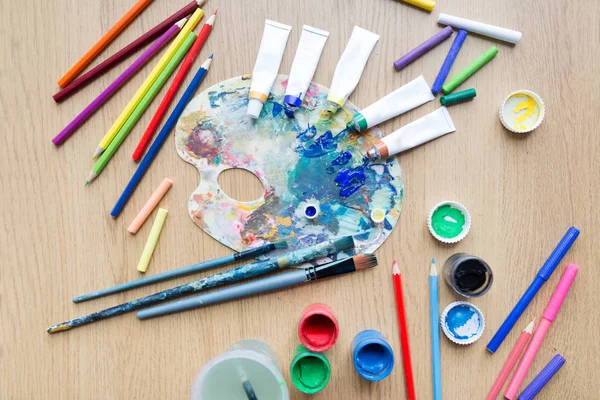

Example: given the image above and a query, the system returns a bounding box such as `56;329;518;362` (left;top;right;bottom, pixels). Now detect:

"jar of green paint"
289;345;331;394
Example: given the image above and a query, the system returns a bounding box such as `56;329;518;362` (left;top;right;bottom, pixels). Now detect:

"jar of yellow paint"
499;90;545;133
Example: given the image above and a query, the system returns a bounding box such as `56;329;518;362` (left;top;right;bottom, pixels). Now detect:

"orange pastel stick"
58;0;154;87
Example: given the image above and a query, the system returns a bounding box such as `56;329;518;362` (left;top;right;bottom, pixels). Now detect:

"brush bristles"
353;253;378;270
333;236;355;252
273;239;289;249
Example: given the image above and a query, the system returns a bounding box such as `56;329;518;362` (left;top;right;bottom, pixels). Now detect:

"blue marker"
486;227;580;353
431;30;468;95
351;330;394;381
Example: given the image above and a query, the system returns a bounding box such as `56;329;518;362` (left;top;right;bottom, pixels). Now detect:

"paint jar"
440;301;485;345
351;330;394;381
289;345;331;394
190;339;289;400
442;253;493;297
298;303;339;352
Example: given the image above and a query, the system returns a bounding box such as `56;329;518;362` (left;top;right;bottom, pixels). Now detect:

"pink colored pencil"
485;320;534;400
504;264;579;399
51;23;182;146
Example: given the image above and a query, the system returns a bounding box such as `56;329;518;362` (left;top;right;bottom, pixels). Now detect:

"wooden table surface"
2;0;599;398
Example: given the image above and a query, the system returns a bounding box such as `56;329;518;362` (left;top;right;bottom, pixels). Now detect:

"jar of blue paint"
351;330;395;381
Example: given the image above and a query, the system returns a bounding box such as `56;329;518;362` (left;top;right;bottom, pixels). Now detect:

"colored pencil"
429;258;442;400
485;320;534;400
73;239;289;303
137;254;377;319
133;9;218;161
518;354;565;400
93;10;203;159
58;0;154;88
504;264;579;399
110;54;213;217
47;236;354;333
52;0;204;103
51;24;180;146
85;32;197;184
136;208;168;273
393;260;416;400
487;227;579;353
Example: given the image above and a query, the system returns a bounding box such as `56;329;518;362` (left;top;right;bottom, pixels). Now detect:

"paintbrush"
74;239;289;303
47;236;355;333
137;254;377;319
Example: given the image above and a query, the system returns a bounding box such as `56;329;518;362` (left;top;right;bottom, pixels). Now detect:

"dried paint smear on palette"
175;75;404;253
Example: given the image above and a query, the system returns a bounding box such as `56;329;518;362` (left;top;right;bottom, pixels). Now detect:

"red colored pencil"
132;9;217;161
52;0;204;103
392;260;416;400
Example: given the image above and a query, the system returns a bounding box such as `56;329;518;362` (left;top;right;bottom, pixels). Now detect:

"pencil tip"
392;260;400;275
430;261;438;276
432;257;435;264
214;8;218;15
209;53;214;59
84;181;89;186
525;319;535;333
92;147;103;158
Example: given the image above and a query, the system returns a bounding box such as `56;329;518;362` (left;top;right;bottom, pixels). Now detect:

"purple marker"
393;26;454;71
518;354;565;400
431;30;468;95
51;22;182;146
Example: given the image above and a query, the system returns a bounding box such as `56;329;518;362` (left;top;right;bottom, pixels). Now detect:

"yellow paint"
236;203;258;212
275;216;292;226
511;94;539;131
261;224;278;239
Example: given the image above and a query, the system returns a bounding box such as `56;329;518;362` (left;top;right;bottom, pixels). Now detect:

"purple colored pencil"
51;23;181;146
431;29;468;95
518;354;566;400
393;26;454;71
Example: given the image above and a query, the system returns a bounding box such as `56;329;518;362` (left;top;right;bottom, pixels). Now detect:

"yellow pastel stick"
94;8;204;158
136;208;168;273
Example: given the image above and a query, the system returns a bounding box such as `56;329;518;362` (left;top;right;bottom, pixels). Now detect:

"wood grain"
1;0;599;398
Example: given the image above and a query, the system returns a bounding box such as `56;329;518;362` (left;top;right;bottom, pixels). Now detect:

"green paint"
290;345;331;394
431;204;466;239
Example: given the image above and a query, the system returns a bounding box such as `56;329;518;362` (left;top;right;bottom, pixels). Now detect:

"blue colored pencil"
518;354;565;400
47;236;355;333
487;227;580;353
431;30;467;95
73;239;289;303
137;254;377;319
110;54;213;218
430;258;442;400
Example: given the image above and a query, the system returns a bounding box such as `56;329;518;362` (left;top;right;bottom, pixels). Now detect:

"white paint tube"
438;13;522;44
247;20;292;119
284;25;329;111
346;75;434;132
366;107;456;160
326;26;379;114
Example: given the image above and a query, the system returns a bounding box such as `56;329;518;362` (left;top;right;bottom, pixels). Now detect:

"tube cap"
284;95;302;108
247;98;264;119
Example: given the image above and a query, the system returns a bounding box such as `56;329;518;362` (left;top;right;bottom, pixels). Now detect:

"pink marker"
504;264;579;399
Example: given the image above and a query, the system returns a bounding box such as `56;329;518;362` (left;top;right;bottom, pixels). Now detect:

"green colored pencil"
86;31;197;185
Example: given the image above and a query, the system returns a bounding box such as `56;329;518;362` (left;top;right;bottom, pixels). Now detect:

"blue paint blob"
305;205;317;218
296;130;340;158
272;102;283;118
442;303;484;344
296;124;317;142
352;330;394;381
283;104;296;118
335;160;369;198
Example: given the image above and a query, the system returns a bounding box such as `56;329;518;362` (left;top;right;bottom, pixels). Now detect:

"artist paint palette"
175;75;403;254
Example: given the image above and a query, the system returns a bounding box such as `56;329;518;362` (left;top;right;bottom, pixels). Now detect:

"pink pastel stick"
51;23;181;146
504;264;579;399
485;320;534;400
128;178;173;234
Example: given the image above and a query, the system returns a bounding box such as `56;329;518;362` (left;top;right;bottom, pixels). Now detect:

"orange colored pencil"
58;0;154;87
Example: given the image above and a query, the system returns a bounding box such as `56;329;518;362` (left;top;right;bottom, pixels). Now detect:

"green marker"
441;88;477;106
442;46;498;94
86;32;197;184
290;345;331;394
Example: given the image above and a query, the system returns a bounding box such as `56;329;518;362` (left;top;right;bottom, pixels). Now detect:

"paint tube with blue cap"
325;26;379;115
247;20;292;119
367;107;456;160
283;25;329;116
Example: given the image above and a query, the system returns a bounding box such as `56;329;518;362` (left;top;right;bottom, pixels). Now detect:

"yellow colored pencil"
137;208;168;273
93;9;204;158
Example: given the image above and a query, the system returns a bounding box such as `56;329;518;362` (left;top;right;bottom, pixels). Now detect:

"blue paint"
272;102;284;118
296;124;317;142
431;30;468;95
283;104;296;118
305;205;317;217
332;151;352;166
335;159;369;197
442;303;484;344
208;90;238;109
352;330;394;381
296;130;341;158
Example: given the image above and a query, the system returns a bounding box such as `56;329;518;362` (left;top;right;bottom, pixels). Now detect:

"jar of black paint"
442;253;493;298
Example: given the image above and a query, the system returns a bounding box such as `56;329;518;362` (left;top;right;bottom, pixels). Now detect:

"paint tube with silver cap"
346;75;434;132
367;107;455;160
247;20;292;119
283;25;329;116
325;26;379;115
